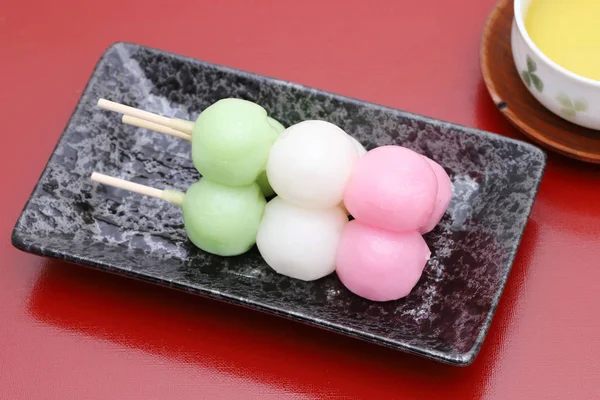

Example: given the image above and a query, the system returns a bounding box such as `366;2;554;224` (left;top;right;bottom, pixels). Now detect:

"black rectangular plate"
12;42;546;366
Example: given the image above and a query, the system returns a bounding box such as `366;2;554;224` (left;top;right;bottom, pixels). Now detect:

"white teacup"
511;0;600;130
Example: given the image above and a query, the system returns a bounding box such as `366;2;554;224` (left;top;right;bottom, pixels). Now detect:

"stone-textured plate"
11;42;546;366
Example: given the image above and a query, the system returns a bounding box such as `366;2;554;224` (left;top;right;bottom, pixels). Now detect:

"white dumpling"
338;135;363;215
349;135;367;156
256;197;348;281
266;120;359;209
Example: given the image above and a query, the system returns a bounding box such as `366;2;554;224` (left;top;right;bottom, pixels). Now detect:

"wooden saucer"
480;0;600;163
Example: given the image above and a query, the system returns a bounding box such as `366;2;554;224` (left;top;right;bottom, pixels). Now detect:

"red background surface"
1;0;599;398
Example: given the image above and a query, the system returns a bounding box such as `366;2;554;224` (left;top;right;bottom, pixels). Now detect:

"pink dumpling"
336;220;431;302
343;145;438;232
419;157;453;234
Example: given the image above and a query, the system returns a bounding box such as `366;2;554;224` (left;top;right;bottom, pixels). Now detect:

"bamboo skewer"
97;98;195;135
91;172;185;206
122;115;192;141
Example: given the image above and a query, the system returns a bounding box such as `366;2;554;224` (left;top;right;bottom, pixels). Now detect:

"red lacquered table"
1;1;599;398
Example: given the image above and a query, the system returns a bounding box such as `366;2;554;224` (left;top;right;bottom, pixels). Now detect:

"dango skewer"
90;171;266;257
97;98;282;188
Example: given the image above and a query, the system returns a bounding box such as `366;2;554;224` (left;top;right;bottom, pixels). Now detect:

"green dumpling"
192;98;278;187
267;117;286;134
256;116;286;197
182;179;266;256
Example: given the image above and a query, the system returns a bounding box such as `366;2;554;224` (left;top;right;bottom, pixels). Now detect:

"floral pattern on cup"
522;55;544;93
557;92;588;118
